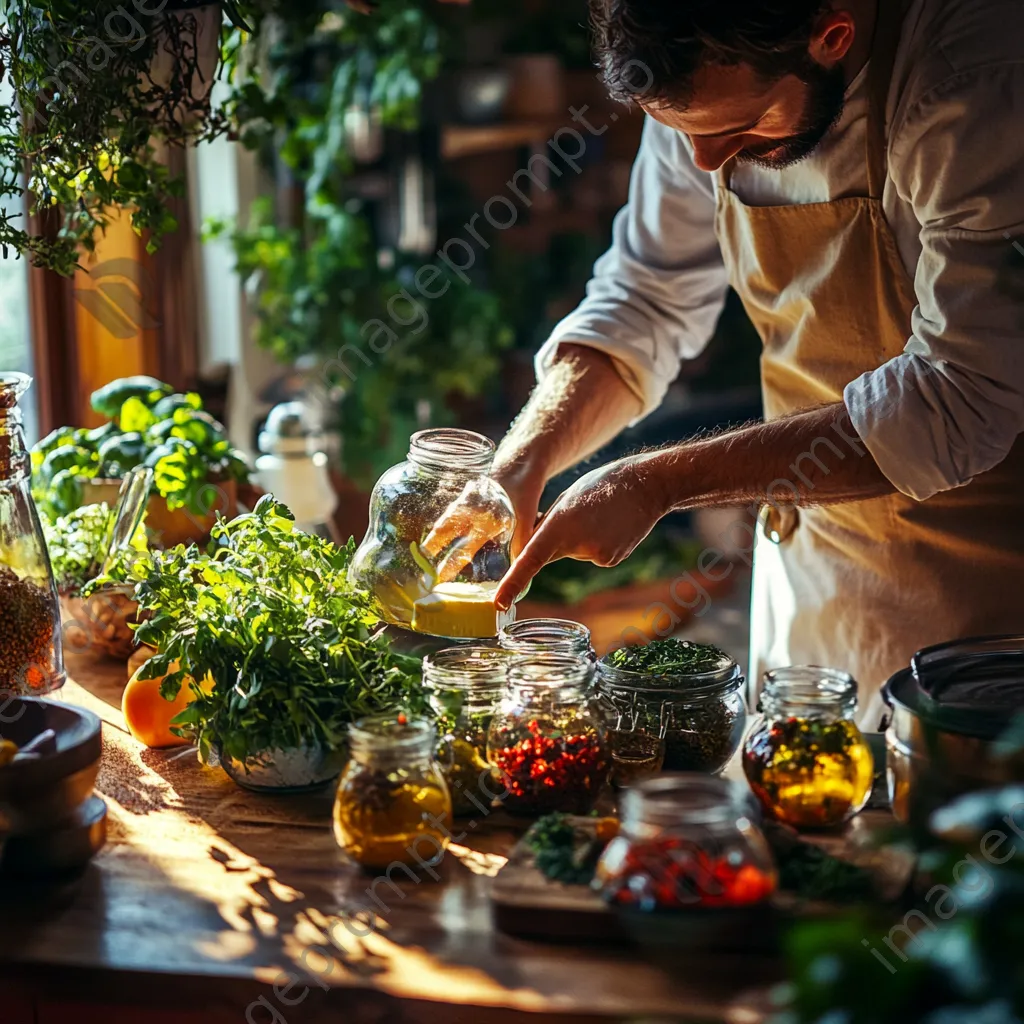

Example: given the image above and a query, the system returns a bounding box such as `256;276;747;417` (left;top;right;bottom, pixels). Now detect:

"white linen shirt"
538;0;1024;501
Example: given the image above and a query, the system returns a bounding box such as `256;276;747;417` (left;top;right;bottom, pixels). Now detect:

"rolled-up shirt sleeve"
536;117;729;419
845;63;1024;501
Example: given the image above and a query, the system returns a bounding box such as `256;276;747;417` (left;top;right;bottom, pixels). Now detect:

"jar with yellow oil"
742;667;874;829
333;713;452;869
347;429;516;638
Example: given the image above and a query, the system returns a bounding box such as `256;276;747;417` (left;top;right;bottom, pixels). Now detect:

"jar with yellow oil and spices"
742;667;874;829
333;713;452;870
424;645;510;817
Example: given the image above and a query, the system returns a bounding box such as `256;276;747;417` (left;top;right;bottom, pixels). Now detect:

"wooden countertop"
1;654;873;1024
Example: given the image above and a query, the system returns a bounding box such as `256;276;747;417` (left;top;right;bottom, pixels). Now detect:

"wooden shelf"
441;120;564;160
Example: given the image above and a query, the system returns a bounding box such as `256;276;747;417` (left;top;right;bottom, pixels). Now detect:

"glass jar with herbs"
424;645;510;817
499;618;596;662
0;373;64;696
597;640;746;785
742;667;874;829
333;713;452;870
595;774;777;912
487;655;610;817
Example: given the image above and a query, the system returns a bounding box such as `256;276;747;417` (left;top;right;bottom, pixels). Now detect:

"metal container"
882;635;1024;823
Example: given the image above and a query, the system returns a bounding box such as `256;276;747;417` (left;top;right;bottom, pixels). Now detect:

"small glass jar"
333;713;452;869
486;655;609;817
597;647;746;782
742;667;874;829
595;775;777;911
348;429;516;637
0;374;64;695
424;645;510;817
499;618;596;662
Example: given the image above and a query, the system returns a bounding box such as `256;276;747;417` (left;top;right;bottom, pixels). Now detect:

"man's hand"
494;457;667;611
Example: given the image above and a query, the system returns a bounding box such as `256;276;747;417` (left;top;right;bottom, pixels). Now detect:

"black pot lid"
891;635;1024;739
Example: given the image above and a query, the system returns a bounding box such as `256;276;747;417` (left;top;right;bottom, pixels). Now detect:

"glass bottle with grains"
0;373;64;696
333;713;452;870
743;667;874;829
424;645;509;817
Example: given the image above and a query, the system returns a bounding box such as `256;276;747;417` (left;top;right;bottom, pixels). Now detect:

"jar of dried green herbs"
597;640;747;781
424;645;510;816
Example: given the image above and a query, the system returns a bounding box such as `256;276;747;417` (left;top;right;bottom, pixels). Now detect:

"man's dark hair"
590;0;831;108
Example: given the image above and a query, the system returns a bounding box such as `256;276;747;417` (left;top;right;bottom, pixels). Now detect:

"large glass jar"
424;645;510;817
597;642;746;785
595;774;777;911
487;655;610;817
348;428;516;638
0;374;64;696
743;667;874;829
333;713;452;869
499;618;596;662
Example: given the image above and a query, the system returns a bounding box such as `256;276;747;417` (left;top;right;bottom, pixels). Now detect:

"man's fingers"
495;526;561;611
435;534;487;584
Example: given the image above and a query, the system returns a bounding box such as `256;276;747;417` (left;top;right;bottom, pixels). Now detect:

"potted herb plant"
92;496;425;791
32;376;251;547
42;502;148;660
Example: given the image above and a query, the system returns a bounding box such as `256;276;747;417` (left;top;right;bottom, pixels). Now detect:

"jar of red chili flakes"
486;654;610;817
595;775;776;912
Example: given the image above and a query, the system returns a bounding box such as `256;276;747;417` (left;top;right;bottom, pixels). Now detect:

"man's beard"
737;62;848;170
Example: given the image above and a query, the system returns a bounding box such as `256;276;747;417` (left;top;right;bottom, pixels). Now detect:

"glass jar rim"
622;773;755;827
597;652;743;700
348;712;435;752
424;645;511;690
408;428;495;472
507;653;595;690
761;665;857;712
499;618;593;653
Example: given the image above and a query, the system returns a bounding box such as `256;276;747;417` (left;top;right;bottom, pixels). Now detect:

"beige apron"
715;0;1024;727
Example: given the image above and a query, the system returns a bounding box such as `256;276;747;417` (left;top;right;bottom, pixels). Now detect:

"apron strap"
865;0;911;199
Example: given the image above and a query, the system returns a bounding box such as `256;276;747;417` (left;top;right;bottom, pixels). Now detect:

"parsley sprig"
91;496;423;765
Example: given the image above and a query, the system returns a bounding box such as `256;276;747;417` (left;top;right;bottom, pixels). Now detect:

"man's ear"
809;11;857;67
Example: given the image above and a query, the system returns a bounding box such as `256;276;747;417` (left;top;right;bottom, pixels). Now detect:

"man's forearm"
493;343;644;487
646;402;896;512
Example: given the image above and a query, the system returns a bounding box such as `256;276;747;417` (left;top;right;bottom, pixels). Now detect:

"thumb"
495;523;561;611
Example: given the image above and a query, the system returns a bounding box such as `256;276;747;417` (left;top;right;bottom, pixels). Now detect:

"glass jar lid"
507;653;595;693
408;428;495;473
348;712;436;760
499;618;594;658
423;645;511;695
761;666;857;717
599;640;742;702
621;773;757;830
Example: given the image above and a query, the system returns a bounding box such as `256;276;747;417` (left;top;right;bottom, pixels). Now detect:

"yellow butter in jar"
742;667;874;829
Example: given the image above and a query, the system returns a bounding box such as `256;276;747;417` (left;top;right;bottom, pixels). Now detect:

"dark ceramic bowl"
0;697;103;833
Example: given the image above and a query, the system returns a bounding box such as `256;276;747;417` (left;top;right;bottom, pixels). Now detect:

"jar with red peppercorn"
0;373;64;696
486;654;610;817
498;618;596;663
742;667;874;829
595;774;777;912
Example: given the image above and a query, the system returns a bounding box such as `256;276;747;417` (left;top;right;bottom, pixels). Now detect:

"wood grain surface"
0;654;788;1023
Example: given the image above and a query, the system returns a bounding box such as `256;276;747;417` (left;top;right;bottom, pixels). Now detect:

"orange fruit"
122;661;211;749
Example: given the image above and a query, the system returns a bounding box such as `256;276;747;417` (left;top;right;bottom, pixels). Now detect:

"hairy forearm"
645;402;896;512
493;343;644;486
